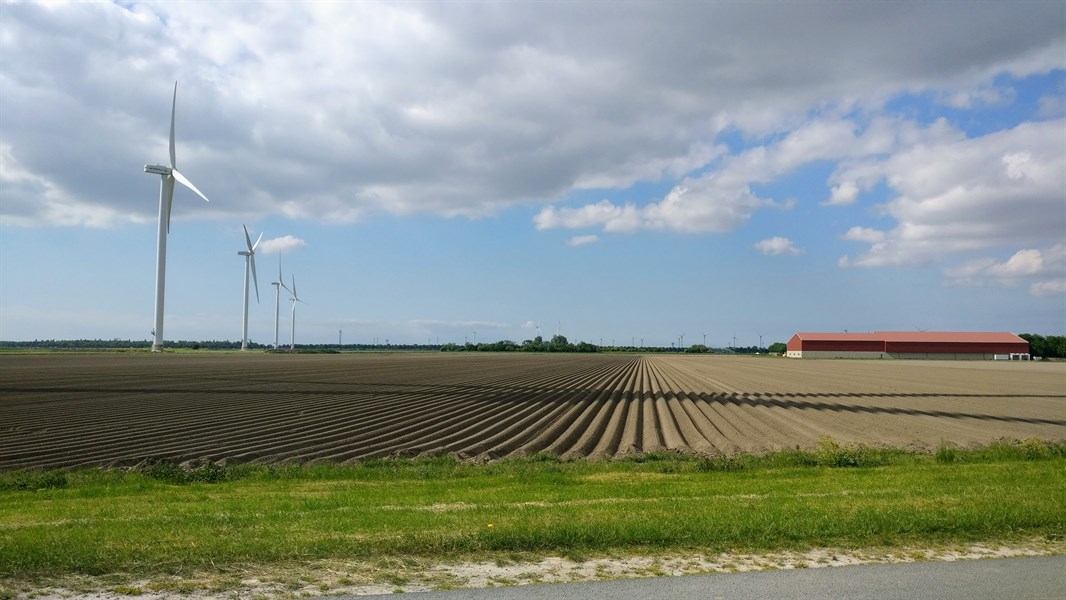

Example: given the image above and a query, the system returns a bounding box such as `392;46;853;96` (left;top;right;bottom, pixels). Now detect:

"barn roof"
790;331;1026;343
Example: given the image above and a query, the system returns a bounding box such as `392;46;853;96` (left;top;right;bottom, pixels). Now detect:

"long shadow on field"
699;393;1066;427
2;381;1064;428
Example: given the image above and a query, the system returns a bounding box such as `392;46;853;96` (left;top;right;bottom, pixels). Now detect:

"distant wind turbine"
271;258;290;349
237;225;262;351
289;274;304;350
143;81;210;352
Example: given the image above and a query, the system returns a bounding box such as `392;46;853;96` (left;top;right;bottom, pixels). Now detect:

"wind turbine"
143;81;210;352
288;274;304;350
238;225;262;351
271;258;291;349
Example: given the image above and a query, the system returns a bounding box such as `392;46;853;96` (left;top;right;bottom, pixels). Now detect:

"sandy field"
1;353;1063;469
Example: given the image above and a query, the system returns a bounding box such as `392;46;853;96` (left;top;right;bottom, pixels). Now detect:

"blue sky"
1;1;1064;347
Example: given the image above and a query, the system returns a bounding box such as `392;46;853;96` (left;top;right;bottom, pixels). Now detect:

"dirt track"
0;353;1063;470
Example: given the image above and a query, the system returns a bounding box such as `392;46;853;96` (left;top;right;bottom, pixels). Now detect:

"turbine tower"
143;82;210;352
288;274;304;350
238;225;262;351
271;258;291;349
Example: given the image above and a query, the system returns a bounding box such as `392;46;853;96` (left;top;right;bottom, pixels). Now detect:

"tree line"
1018;334;1066;359
7;336;1060;357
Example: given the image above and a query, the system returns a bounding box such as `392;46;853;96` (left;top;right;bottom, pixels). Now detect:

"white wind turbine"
238;225;262;351
143;82;210;352
271;258;291;349
288;274;304;350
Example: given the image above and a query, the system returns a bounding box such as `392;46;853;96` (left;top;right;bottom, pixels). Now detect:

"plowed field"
1;353;1063;470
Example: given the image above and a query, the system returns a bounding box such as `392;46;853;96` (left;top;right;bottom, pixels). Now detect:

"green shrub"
141;461;187;483
0;469;68;492
140;460;233;484
812;436;892;468
1022;438;1053;460
936;443;961;464
695;455;746;472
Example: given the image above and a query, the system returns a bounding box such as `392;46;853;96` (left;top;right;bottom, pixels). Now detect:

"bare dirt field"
1;353;1063;470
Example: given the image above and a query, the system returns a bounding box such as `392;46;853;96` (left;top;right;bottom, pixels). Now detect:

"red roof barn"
786;332;1029;360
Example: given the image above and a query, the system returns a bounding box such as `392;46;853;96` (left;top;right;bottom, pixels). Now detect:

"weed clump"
813;436;891;468
0;469;68;492
695;455;746;472
140;460;231;484
936;442;961;463
935;438;1064;464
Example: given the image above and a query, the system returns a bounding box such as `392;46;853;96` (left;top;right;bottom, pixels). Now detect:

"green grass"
1;440;1064;580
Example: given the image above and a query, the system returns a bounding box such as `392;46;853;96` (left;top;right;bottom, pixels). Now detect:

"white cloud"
567;234;599;247
841;226;887;244
839;120;1066;267
533;179;785;235
259;235;307;254
943;244;1066;295
2;2;1063;227
938;85;1015;109
755;237;802;256
534;111;970;235
1031;280;1066;296
1002;151;1033;180
825;181;860;206
0;144;143;228
534;201;637;231
987;248;1044;277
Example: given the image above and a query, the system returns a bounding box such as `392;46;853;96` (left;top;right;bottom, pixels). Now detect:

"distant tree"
684;344;710;353
1050;336;1066;358
768;342;787;354
1022;334;1066;359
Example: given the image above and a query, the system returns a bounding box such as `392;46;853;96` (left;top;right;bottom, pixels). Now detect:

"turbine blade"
250;253;260;303
277;257;289;290
253;231;263;251
169;81;177;169
291;274;298;299
243;224;254;251
171;169;210;202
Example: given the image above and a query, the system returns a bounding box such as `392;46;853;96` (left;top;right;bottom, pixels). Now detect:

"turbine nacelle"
144;81;211;352
238;225;263;350
241;225;262;304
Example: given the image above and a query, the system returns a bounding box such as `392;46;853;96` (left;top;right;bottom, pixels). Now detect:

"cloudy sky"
1;1;1064;347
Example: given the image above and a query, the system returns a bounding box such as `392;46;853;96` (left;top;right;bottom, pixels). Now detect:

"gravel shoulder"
5;538;1063;599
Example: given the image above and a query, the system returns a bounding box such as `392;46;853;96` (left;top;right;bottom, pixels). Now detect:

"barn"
785;332;1030;360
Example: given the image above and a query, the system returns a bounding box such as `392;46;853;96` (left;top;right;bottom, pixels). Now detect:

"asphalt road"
346;555;1065;600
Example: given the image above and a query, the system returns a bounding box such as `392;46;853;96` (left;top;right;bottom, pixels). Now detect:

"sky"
1;1;1064;348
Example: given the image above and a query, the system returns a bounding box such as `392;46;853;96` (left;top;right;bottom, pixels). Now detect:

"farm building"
785;332;1030;360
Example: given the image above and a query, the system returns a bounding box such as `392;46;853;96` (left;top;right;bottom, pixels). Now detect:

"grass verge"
1;439;1063;585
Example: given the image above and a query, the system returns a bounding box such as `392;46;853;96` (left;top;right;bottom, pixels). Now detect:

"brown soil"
1;353;1063;469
